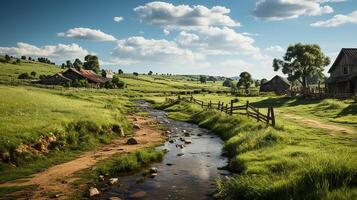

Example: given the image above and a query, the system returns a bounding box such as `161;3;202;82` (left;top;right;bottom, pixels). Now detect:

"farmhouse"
326;48;357;94
41;68;109;85
260;75;290;94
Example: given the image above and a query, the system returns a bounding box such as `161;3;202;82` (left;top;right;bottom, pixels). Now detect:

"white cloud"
175;31;200;46
266;45;284;52
163;29;170;35
112;36;197;64
134;1;240;29
0;42;89;62
58;27;116;41
311;10;357;27
253;0;335;21
113;16;124;23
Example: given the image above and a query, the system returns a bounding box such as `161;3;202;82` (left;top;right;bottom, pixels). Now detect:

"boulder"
177;153;184;156
126;137;138;145
89;187;100;197
149;167;158;173
133;124;141;129
98;175;105;181
109;178;119;185
184;140;192;144
169;139;175;143
149;173;157;178
184;132;190;137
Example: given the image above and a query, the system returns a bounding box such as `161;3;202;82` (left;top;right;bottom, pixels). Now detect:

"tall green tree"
118;69;123;74
83;55;100;73
148;70;153;75
223;79;234;88
237;72;253;93
199;76;207;84
273;43;330;93
73;58;83;69
66;60;73;68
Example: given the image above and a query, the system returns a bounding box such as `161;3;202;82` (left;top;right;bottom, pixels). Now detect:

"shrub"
18;73;32;79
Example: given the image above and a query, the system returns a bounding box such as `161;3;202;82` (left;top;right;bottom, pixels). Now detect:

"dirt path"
282;113;355;134
0;116;165;200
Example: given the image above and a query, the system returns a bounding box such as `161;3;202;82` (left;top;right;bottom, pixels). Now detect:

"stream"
99;101;230;200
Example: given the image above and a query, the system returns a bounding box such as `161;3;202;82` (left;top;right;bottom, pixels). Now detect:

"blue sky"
0;0;356;79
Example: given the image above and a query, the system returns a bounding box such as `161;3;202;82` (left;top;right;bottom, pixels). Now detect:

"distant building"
41;68;109;85
325;48;357;94
104;70;115;78
260;75;291;94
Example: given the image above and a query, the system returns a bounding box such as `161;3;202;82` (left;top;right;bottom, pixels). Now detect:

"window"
343;66;348;74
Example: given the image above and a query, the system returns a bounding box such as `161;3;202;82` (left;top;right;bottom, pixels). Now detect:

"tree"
83;55;100;73
30;71;36;77
16;58;21;64
148;71;153;75
101;69;107;77
118;69;123;74
208;76;217;83
73;58;83;69
273;43;330;93
199;76;207;84
21;56;26;60
133;72;139;76
5;55;11;62
237;72;253;93
260;78;268;85
28;57;32;61
61;63;66;69
254;80;260;87
66;60;73;68
223;79;234;87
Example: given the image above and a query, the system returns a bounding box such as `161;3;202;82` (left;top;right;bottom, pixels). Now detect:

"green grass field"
158;101;357;200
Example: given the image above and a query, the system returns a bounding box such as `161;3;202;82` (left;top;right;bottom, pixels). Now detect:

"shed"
260;75;290;94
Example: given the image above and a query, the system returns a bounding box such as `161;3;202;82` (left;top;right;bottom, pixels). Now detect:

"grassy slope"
158;101;357;200
0;85;131;182
0;59;62;83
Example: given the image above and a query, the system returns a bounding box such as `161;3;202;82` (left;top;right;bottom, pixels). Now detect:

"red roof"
66;68;109;83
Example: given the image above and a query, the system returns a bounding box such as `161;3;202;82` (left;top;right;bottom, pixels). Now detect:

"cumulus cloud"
112;36;197;64
311;10;357;27
113;16;124;23
58;27;116;41
134;1;240;28
163;29;170;35
253;0;334;21
266;45;284;52
175;31;200;46
0;42;89;62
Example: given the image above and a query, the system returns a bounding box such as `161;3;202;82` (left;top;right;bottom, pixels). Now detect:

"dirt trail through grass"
282;113;356;135
0;116;164;200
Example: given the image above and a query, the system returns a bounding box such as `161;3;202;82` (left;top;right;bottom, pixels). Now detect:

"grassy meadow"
0;59;357;199
157;101;357;200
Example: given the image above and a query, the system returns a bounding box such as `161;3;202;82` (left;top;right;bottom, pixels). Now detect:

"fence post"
209;100;212;109
246;101;249;117
190;95;193;102
218;101;221;110
230;100;233;115
267;107;271;124
270;107;275;126
225;104;228;114
178;95;181;100
221;102;224;112
201;101;204;108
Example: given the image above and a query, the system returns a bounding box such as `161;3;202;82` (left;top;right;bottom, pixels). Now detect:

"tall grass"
161;101;357;200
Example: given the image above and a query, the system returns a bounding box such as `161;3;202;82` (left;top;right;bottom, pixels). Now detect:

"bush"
18;73;32;79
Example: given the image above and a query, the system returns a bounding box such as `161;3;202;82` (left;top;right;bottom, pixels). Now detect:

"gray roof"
328;48;357;73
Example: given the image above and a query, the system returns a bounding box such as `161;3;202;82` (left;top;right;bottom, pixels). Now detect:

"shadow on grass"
250;96;323;108
338;103;357;117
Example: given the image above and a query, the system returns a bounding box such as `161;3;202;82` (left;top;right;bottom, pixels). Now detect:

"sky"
0;0;356;79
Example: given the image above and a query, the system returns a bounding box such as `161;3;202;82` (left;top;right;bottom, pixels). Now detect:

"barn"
325;48;357;94
260;75;291;94
41;68;109;85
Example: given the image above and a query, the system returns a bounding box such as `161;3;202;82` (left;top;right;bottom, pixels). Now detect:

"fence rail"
165;96;275;126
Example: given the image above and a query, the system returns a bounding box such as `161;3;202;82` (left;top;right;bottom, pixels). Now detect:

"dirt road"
0;116;165;200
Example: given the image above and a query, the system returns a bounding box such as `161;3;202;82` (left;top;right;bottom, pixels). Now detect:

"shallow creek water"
99;101;230;200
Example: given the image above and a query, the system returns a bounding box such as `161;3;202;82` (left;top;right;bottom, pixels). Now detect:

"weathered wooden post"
201;101;204;108
190;95;193;102
246;101;249;117
267;107;271;124
209;100;212;109
230;100;233;115
270;107;275;126
218;101;221;110
225;104;228;114
221;102;224;112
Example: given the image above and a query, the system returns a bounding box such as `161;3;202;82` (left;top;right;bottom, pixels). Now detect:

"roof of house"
261;75;290;87
328;48;357;73
66;68;108;83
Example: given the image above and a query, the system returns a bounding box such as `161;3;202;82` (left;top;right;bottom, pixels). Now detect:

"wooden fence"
165;96;276;126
